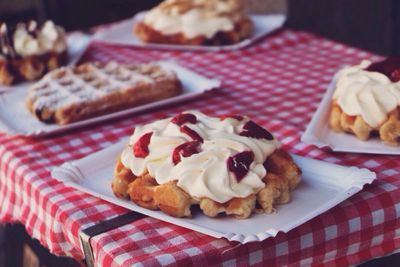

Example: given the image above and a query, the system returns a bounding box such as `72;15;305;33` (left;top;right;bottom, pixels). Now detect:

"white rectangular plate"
93;12;285;52
52;140;376;244
0;33;91;94
0;61;220;137
301;77;400;155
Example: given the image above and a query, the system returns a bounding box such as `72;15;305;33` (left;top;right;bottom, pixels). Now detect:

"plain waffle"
26;62;182;125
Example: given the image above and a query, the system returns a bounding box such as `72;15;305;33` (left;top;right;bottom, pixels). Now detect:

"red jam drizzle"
239;121;273;140
219;115;244;121
180;125;204;143
171;113;197;126
227;151;254;182
133;132;153;158
172;141;201;165
365;57;400;82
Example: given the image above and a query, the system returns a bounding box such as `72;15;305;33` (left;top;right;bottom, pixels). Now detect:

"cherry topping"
239;121;274;140
227;151;254;182
365;57;400;82
220;115;244;121
391;69;400;82
133;132;153;158
172;141;201;165
180;125;204;143
171;113;197;126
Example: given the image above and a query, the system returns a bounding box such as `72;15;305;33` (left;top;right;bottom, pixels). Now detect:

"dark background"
287;0;400;56
0;0;399;55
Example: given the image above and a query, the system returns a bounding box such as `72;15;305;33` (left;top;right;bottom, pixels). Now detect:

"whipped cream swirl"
121;111;280;203
13;20;67;57
333;60;400;128
143;0;244;39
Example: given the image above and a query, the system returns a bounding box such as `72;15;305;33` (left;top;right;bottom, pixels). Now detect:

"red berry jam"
227;151;254;182
171;113;197;126
239;121;273;140
180;125;204;143
391;69;400;82
365;57;400;82
220;115;244;121
133;132;153;158
172;141;201;165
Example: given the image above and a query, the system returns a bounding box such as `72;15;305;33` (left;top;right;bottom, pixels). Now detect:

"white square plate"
93;12;286;51
52;140;376;244
301;77;400;155
0;33;91;94
0;61;220;137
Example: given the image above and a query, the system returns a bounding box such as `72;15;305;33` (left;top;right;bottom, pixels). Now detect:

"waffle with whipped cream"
112;111;301;219
134;0;253;46
330;58;400;146
0;20;68;86
26;62;182;125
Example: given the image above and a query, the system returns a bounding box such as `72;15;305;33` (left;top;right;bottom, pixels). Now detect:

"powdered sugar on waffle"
27;62;176;112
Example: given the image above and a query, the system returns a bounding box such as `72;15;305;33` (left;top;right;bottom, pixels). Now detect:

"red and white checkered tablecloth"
1;29;399;266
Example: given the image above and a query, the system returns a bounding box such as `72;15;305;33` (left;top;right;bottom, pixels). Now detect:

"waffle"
26;62;183;125
135;17;253;46
0;21;68;86
134;0;253;46
330;102;400;146
111;112;301;219
112;149;301;219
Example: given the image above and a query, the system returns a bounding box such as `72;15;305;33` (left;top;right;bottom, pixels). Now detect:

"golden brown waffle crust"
329;101;400;146
134;16;253;46
25;62;183;125
111;148;302;219
0;51;68;86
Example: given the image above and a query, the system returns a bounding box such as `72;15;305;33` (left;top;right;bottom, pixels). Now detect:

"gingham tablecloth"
1;29;399;267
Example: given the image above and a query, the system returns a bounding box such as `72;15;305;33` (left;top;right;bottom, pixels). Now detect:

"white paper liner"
52;140;376;244
0;33;91;94
93;12;286;52
301;76;400;155
0;61;220;137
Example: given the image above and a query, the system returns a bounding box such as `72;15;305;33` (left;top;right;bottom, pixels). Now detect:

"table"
0;29;399;266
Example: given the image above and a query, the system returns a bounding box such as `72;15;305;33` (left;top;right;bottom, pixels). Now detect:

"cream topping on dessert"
12;20;67;57
40;21;68;53
143;0;245;39
333;60;400;128
121;111;280;203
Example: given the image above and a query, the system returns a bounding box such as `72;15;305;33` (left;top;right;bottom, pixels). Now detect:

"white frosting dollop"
40;21;67;53
13;20;67;56
13;23;42;56
121;111;280;203
143;0;244;39
333;60;400;128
